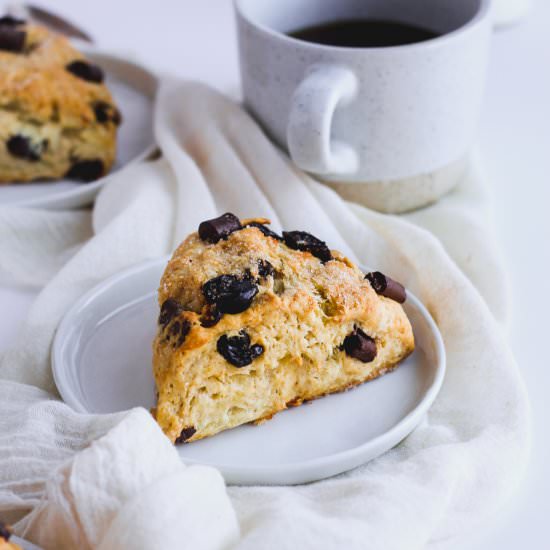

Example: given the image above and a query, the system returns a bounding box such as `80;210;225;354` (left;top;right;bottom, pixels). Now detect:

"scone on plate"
0;520;22;550
153;213;415;443
0;15;120;183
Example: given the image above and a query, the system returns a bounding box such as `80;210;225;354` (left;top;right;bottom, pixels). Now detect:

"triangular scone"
153;214;414;443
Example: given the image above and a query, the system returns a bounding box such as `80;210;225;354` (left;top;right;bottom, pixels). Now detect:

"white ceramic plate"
0;49;157;210
52;258;445;485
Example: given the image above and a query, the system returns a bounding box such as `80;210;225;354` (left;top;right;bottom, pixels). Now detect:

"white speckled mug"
235;0;493;212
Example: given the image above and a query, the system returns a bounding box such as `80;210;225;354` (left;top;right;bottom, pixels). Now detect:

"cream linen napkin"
0;80;529;550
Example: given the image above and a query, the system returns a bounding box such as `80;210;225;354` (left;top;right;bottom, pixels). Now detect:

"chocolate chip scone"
0;15;120;183
0;521;22;550
153;213;415;443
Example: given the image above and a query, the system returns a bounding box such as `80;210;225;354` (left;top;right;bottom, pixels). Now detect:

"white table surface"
0;1;548;548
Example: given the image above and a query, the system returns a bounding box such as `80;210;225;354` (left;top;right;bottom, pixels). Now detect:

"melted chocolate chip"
176;319;191;347
250;344;264;361
365;271;406;303
170;321;181;337
158;298;182;328
199;213;242;243
93;103;109;122
66;60;104;83
200;305;223;327
217;330;264;367
161;305;190;346
93;100;122;125
245;222;283;241
257;259;275;279
0;26;25;52
112;109;122;125
92;101;122;126
282;231;333;263
343;327;377;363
250;344;264;357
65;159;104;182
6;135;41;161
202;274;258;314
0;520;12;541
175;426;196;444
0;15;25;26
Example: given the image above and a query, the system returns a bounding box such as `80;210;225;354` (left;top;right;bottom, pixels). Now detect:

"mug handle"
287;64;359;175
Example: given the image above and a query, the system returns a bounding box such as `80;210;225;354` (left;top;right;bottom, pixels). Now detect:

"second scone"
0;16;120;183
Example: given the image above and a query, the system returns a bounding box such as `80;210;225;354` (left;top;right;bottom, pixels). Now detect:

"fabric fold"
16;408;239;550
0;79;530;550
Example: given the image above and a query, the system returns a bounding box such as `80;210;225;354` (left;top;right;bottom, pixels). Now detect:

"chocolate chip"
66;60;104;83
6;135;41;161
0;15;25;26
176;319;191;347
164;316;190;347
175;426;196;444
170;321;181;337
257;259;275;279
198;212;242;243
65;159;104;182
343;327;377;363
282;231;333;263
0;520;12;541
200;305;223;327
112;109;122;125
0;26;25;52
94;104;109;122
93;101;122;125
202;274;258;314
245;222;283;241
217;330;264;367
365;271;406;303
249;345;264;364
158;298;182;328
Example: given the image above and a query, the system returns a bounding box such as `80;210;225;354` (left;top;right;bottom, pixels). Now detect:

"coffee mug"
235;0;493;212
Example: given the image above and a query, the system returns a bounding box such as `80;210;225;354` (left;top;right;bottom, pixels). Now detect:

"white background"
0;1;548;548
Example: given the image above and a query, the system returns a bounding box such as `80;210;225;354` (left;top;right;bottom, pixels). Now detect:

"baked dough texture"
153;216;415;443
0;18;120;183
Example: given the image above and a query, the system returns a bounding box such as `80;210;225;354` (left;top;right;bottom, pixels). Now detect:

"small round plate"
0;49;157;210
52;258;445;485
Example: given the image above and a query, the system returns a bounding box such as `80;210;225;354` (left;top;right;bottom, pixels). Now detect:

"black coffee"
289;19;439;48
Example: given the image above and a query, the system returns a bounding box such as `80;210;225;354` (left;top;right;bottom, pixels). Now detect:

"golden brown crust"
0;22;118;182
153;220;415;443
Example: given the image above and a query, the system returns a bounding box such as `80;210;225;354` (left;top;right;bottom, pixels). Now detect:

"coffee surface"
289;19;439;48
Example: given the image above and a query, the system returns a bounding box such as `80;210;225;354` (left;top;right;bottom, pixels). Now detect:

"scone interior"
0;16;120;183
153;214;415;443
